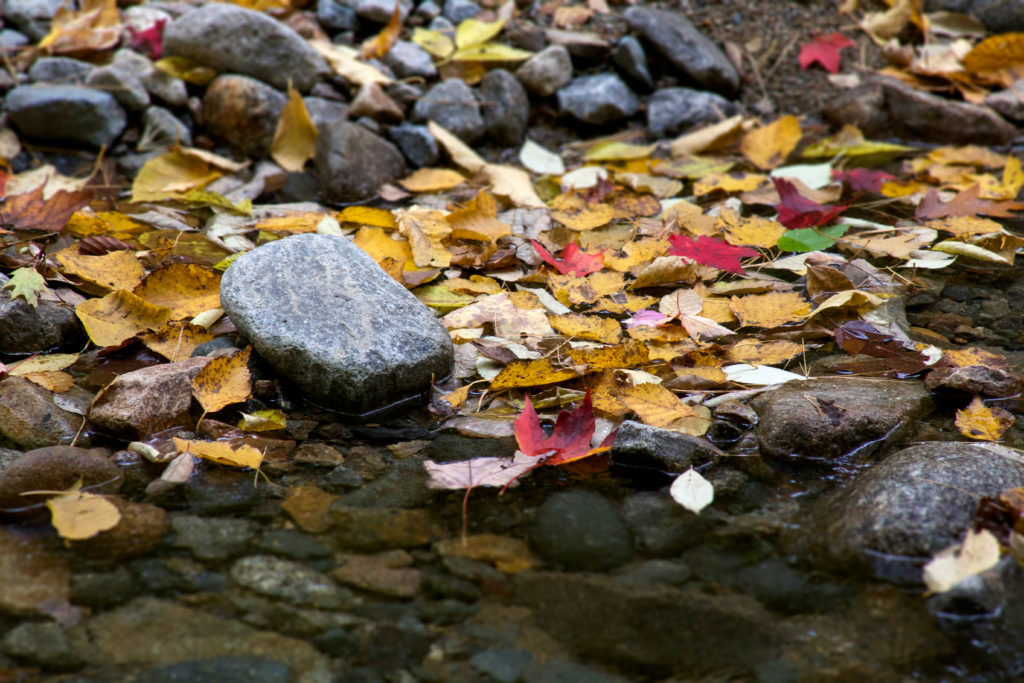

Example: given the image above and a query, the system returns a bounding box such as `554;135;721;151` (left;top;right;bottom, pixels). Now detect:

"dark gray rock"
412;79;485;143
2;621;86;669
470;648;533;683
27;56;94;84
516;572;779;677
646;86;740;138
480;68;529;146
531;490;632;570
557;74;639;125
303;96;348;130
5;85;126;147
621;491;712;556
815;442;1024;582
220;234;451;414
258;529;332;560
230;556;349;609
132;656;290;683
443;0;481;22
612;35;654;93
163;3;329;92
70;567;136;609
139;106;192;151
335;458;432;508
624;7;740;96
169;514;259;561
183;468;266;516
515;45;572;96
86;64;150;110
388;123;440;168
203;74;287;158
355;0;413;23
612;420;721;474
6;0;64;39
751;377;932;464
385;40;437;80
0;378;87;451
315;120;405;203
317;0;359;31
826;77;1017;146
924;0;1024;32
414;0;442;22
0;274;83;354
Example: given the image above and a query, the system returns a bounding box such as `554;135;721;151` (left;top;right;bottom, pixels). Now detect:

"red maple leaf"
773;177;848;228
668;234;757;275
127;18;166;60
832;168;895;193
515;389;614;467
799;32;856;73
530;240;605;276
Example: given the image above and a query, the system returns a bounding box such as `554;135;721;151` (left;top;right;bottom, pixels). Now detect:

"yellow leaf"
452;42;533;62
238;409;288;432
131;149;224;202
254;212;328;234
955;397;1014;441
567;339;650;370
604;236;670;273
456;18;506;49
808;290;885;317
139;321;216;362
45;481;121;541
802;124;914;161
312;40;393;86
724;339;802;365
550;194;624;231
740;115;802;170
76;290;172;348
489;358;579;391
399;167;466;192
134;264;222;319
352;226;416;280
719;208;786;248
361;0;404;59
629;256;702;290
395;207;453;267
412;27;454;59
927;145;1006;168
730;291;810;328
942;347;1008;369
19;371;75;392
271;84;318;172
583;141;656;161
693;172;767;197
413;282;479;312
550;313;622;344
548;271;627;306
338;206;397;229
65;211;148;239
173;437;264;469
39;0;121;55
154;56;217;86
9;353;78;375
191;346;252;414
483;164;545;208
670;115;745;156
616;382;698;427
53;245;145;295
445;191;511;242
963;32;1024;73
933;240;1011;264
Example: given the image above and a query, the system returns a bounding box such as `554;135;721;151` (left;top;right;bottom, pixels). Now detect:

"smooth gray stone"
443;0;480;22
480;68;529;146
411;79;485;143
531;490;633;570
557;73;638;125
139;106;192;151
220;234;452;415
5;85;126;147
163;3;329;92
354;0;412;23
384;40;437;80
624;6;740;96
646;86;740;138
315;120;405;203
515;45;572;96
388;123;440;168
612;35;654;93
27;56;94;84
317;0;358;30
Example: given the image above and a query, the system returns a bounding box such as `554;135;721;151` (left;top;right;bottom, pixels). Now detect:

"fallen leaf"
395;207;453;267
399;167;466;192
956;397;1014;441
173;437;263;469
489;358;578;391
670;468;714;513
76;290;172;347
741;115;802;170
923;528;1001;593
44;480;121;541
1;183;94;232
127;17;165;59
271;83;318;172
617;382;698;427
140;321;215;362
531;240;605;276
520;140;565;175
361;0;404;58
730;291;810;327
773;177;848;228
915;185;1024;220
668;234;758;275
962;32;1024;73
550;312;621;344
191;346;252;414
798;32;856;73
2;267;47;307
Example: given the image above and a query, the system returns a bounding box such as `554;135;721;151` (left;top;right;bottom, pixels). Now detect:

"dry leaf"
670;468;714;513
271;84;318;172
399;168;467;192
923;528;1001;593
134;264;222;319
191;346;252;413
740;115;802;170
730;291;810;328
76;290;172;347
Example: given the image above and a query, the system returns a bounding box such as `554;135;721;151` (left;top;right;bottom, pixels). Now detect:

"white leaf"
560;166;607;191
770;162;834;190
923;528;1001;593
670;468;714;513
424;452;537;490
722;364;808;385
519;140;565;176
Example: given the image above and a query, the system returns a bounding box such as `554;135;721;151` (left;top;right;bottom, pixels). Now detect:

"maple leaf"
668;234;757;275
832;168;896;193
915;185;1024;220
3;267;48;307
127;17;166;59
514;390;611;466
1;183;94;232
530;239;605;276
772;177;848;228
798;32;856;73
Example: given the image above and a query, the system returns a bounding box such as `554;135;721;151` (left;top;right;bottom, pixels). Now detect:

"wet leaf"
191;346;252;414
962;32;1024;73
44;480;121;541
139;321;215;362
730;291;810;328
399;168;466;192
956;397;1014;441
531;240;605;276
173;437;263;469
670;468;714;514
3;267;47;307
1;184;94;232
76;290;172;348
923;528;1001;593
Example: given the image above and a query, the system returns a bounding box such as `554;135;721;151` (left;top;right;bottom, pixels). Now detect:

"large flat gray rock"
220;234;453;415
163;3;329;92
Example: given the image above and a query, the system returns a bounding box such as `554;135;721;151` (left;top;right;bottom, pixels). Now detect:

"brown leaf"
2;184;94;232
916;185;1024;219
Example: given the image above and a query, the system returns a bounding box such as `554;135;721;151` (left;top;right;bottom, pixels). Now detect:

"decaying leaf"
191;346;252;414
955;397;1014;442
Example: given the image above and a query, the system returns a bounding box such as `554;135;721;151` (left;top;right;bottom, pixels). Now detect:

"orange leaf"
740;115;802;170
362;0;404;59
1;184;94;232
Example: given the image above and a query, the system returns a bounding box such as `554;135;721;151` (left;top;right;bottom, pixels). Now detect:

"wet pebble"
0;445;120;517
515;45;573;96
258;528;332;561
621;491;712;557
183;468;268;516
2;621;86;670
0;526;70;617
170;514;259;561
557;74;639;125
0;377;86;451
5;85;126;147
315;120;406;203
924;363;1023;398
530;490;633;570
131;656;291;683
163;3;328;92
470;648;533;683
611;420;721;474
330;505;444;551
331;550;423;598
220;234;451;414
231;555;350;609
70;566;136;609
87;357;209;441
72;497;167;560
